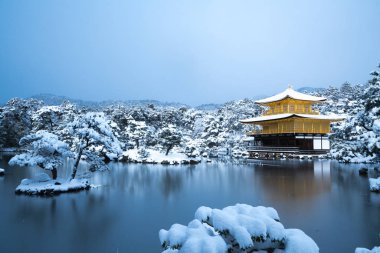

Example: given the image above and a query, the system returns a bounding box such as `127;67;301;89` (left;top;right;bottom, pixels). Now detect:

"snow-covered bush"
158;124;183;155
159;204;319;253
160;220;227;253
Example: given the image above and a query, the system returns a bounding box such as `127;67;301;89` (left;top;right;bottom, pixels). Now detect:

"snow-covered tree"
158;124;182;155
9;131;73;179
365;67;380;113
31;102;79;135
0;98;42;147
67;112;123;180
329;64;380;162
125;117;148;148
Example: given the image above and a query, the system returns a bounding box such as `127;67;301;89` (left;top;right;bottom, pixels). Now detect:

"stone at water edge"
359;168;368;176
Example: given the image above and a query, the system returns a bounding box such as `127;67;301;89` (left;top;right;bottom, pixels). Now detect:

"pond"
0;156;379;253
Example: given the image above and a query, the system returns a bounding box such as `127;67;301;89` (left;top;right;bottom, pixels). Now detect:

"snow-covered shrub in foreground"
356;246;380;253
160;220;227;253
369;177;380;192
15;173;90;195
159;204;319;253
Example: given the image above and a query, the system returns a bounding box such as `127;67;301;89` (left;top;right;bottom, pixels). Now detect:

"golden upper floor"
262;98;319;116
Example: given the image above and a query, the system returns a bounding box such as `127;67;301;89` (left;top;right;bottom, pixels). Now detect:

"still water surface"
0;157;379;253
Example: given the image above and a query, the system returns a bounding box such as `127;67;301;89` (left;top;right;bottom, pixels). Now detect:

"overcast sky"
1;0;380;106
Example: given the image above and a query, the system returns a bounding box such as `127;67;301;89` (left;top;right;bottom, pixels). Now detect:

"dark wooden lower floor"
246;133;330;156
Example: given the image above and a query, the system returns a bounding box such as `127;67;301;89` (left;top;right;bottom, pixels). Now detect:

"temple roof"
240;113;345;124
255;87;326;104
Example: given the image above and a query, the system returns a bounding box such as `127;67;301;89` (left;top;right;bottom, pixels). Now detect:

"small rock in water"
0;168;4;176
189;159;200;164
359;168;368;176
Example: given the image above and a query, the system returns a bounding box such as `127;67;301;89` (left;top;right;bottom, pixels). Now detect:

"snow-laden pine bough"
159;204;319;253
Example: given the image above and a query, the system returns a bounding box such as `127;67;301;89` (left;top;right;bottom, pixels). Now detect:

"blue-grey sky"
1;0;380;106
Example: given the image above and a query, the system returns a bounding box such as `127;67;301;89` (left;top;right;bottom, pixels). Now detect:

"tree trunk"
165;145;173;156
51;167;57;180
70;148;83;180
136;139;139;148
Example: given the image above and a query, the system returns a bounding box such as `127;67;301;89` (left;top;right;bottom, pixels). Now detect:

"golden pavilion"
240;86;344;155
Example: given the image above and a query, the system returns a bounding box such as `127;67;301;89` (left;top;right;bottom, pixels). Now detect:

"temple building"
240;86;344;156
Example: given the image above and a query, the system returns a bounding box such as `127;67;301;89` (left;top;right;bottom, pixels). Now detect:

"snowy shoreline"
121;149;201;165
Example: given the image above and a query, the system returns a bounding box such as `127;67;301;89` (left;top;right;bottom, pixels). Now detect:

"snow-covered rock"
122;148;200;165
0;168;4;176
15;173;90;195
159;204;319;253
355;246;380;253
369;177;380;192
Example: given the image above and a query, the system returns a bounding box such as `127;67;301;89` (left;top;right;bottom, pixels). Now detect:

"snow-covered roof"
240;113;345;123
255;87;326;104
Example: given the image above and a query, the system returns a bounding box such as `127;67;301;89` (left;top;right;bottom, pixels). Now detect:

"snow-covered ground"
123;148;201;165
159;204;319;253
356;246;380;253
369;177;380;192
15;173;90;195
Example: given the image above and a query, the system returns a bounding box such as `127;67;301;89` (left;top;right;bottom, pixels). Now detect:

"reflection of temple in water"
253;160;331;201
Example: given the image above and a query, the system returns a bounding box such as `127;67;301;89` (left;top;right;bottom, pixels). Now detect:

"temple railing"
263;110;320;116
247;146;300;153
247;129;329;135
246;146;329;154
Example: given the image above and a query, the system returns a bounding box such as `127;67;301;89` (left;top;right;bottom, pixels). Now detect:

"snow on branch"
9;130;73;174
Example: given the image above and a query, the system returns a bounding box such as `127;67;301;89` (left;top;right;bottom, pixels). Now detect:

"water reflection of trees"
160;170;183;198
91;163;189;198
12;192;118;252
